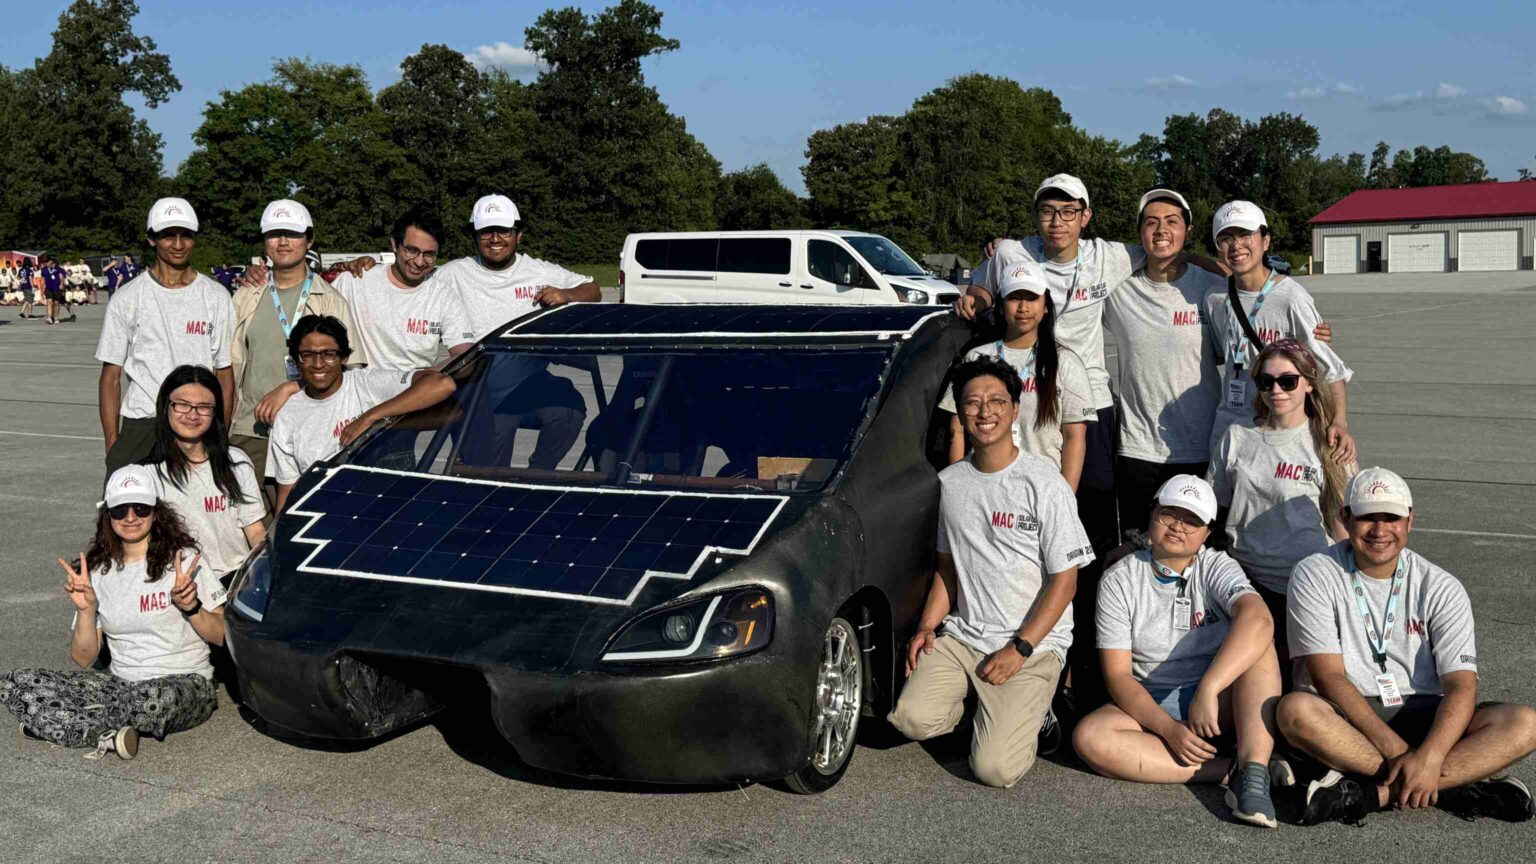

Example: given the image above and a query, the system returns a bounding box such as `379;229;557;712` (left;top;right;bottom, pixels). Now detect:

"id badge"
284;355;300;382
1172;597;1192;631
1227;376;1247;408
1375;674;1404;708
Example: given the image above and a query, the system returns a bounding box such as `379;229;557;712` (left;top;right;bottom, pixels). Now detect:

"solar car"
225;304;971;792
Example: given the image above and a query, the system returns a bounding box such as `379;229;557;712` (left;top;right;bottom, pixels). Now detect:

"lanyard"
268;272;315;339
1349;553;1407;674
1152;557;1193;598
994;341;1037;378
1051;246;1084;318
1226;269;1278;370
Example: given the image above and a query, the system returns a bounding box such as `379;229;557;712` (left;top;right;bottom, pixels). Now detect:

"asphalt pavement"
2;274;1534;863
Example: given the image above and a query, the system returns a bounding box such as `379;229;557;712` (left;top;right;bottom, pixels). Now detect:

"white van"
619;230;961;306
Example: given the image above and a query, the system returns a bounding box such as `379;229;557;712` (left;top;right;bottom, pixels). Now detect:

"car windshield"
348;346;893;493
844;235;926;277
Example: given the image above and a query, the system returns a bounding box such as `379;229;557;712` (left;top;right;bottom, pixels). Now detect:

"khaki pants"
888;635;1062;788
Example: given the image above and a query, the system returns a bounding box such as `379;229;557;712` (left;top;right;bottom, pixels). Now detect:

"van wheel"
783;616;863;794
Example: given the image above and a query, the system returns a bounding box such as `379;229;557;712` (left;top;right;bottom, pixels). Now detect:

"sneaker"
1037;705;1062;756
1269;755;1297;788
18;722;46;742
1226;762;1278;828
114;726;139;760
1440;777;1535;823
1302;769;1371;826
65;313;76;322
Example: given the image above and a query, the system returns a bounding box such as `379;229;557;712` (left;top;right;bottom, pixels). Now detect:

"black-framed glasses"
168;400;215;417
1036;206;1084;224
1255;373;1302;392
960;396;1012;417
477;227;517;240
108;503;154;520
1152;509;1205;532
298;349;342;366
399;244;438;263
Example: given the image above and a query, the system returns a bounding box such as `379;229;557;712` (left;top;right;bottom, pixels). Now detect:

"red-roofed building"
1309;181;1536;274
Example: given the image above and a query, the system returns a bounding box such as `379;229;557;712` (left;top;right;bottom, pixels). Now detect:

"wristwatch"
1011;636;1034;658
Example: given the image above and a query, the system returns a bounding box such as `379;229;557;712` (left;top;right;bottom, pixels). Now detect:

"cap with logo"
998;259;1051;298
148;197;199;233
1345;467;1413;518
1035;173;1090;208
1212;200;1267;237
1137;188;1192;220
260;199;314;234
1153;474;1217;525
471;194;521;231
103;464;161;509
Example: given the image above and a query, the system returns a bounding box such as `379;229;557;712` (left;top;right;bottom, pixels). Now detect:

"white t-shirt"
81;554;228;682
266;369;415;484
95;272;234;420
936;449;1096;659
327;266;476;371
1104;266;1225;463
433;254;591;341
972;238;1144;409
939;343;1096;468
1289;543;1478;699
1097;547;1258;689
1206;422;1331;593
155;448;267;576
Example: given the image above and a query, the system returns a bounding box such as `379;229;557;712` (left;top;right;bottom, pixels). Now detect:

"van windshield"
845;236;926;277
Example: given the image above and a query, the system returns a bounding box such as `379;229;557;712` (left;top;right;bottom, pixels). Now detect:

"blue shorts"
1143;684;1197;722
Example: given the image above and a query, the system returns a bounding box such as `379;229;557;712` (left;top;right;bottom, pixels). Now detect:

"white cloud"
1433;82;1465;99
466;42;543;76
1287;87;1327;100
1143;75;1196;92
1484;96;1529;116
1378;82;1466;110
1334;82;1358;94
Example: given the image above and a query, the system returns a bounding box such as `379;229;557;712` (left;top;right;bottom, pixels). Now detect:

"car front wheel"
783;616;863;794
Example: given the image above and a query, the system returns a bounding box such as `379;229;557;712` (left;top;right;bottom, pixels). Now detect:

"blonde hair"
1251;339;1351;524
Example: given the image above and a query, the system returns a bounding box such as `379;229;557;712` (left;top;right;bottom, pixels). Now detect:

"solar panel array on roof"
286;466;787;606
500;304;947;339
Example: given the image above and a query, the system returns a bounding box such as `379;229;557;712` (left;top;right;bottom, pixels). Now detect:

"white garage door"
1388;233;1447;273
1322;236;1359;274
1458;230;1518;272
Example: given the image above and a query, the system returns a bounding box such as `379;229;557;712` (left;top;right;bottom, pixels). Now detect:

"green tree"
1366;141;1395;189
802;115;916;246
1388;145;1490;187
715;163;807;230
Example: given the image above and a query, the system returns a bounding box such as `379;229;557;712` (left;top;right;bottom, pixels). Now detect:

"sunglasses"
107;502;154;520
1255;373;1302;392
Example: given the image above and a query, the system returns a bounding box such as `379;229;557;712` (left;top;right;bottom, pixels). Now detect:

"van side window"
808;240;874;288
635;238;719;271
718;238;791;275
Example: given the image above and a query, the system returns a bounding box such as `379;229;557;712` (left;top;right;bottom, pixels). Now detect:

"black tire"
783;616;864;794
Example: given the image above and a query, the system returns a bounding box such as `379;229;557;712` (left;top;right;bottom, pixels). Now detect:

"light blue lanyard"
1226;269;1278;370
268;272;315;338
994;340;1037;379
1349;553;1407;674
1051;247;1084;317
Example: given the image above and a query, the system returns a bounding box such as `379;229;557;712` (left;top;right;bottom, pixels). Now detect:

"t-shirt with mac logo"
935;450;1095;658
155;447;267;576
265;368;415;484
95;271;234;419
328;265;475;371
74;553;228;682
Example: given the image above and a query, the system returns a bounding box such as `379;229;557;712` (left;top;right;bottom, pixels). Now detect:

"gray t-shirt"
233;283;305;439
1097;547;1258;689
1104;266;1225;463
939;343;1096;468
434;254;591;342
80;554;228;682
266;368;415;484
936;450;1096;659
95;272;234;420
1206;422;1330;593
1204;275;1353;448
328;266;476;371
1289;543;1478;699
155;448;267;577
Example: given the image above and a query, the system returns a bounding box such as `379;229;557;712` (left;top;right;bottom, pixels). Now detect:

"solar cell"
286;465;789;606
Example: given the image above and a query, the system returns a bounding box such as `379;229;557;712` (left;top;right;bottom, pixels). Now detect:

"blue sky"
5;1;1532;194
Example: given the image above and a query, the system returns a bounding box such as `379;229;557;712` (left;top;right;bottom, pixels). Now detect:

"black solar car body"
225;304;971;792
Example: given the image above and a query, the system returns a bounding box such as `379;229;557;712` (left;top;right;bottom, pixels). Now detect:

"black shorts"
1325;694;1503;748
45;288;65;302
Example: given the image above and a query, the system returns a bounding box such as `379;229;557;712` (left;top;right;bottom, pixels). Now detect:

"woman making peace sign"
1;465;226;760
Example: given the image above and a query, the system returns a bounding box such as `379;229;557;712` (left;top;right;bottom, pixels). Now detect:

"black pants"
104;416;159;478
1115;456;1210;540
1067;404;1119;712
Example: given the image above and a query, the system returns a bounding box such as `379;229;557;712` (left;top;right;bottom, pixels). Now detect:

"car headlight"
231;541;273;623
602;588;774;662
890;285;929;304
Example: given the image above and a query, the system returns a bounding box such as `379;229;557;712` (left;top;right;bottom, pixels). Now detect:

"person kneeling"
1;466;225;760
1279;467;1536;825
887;356;1094;788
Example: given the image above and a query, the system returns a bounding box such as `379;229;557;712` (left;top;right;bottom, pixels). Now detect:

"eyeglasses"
108;503;154;520
1215;230;1258;249
168;400;215;417
399;244;438;263
1036;206;1084;224
477;227;517;240
960;397;1012;417
1255;373;1302;392
298;349;343;366
1153;510;1206;532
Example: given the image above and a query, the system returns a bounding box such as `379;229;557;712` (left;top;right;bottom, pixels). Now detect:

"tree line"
0;0;1504;270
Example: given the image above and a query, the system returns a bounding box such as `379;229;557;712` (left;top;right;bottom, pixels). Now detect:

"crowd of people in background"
2;179;1533;831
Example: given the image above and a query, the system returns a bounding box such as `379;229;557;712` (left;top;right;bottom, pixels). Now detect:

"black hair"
287;314;352;363
949;355;1023;410
987;289;1062;430
86;502;199;584
1140;195;1191;227
392;204;447;249
146;365;250;506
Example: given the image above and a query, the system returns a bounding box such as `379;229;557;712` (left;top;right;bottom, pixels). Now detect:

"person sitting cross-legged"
1279;467;1536;825
1073;475;1287;828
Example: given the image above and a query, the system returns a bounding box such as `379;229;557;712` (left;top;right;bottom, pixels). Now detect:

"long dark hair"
991;290;1060;430
86;502;200;583
146;365;250;504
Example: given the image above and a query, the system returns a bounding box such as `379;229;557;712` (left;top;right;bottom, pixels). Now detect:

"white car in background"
620;230;959;306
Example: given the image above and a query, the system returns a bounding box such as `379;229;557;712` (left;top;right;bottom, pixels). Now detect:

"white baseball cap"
998;259;1051;298
260;199;314;234
147;197;199;233
1035;173;1090;207
1346;467;1413;517
1212;200;1267;237
1153;474;1217;525
1137;188;1192;220
471;194;521;231
103;464;161;509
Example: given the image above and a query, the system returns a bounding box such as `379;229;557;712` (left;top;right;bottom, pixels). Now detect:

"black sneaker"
1440;778;1535;822
1037;705;1062;756
1302;770;1371;826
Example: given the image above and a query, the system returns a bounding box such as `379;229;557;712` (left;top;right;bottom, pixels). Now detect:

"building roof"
1310;181;1536;225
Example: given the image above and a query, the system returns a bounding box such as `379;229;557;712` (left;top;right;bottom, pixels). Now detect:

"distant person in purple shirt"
40;256;75;325
17;263;37;319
